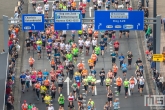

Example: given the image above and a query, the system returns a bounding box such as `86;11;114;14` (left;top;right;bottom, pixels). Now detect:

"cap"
60;94;63;96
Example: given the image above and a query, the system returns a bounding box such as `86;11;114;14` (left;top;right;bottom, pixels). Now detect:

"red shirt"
8;40;13;47
128;7;133;11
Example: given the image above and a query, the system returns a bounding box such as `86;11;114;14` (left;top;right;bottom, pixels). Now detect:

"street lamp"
153;0;157;54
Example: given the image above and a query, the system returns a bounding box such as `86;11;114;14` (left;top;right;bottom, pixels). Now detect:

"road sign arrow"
67;24;69;29
98;23;102;29
64;77;70;95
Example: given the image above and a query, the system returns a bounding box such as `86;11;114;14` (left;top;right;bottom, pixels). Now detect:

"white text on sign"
110;12;129;19
24;16;42;22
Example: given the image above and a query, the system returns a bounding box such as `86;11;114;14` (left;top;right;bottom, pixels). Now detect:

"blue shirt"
111;52;116;57
75;76;81;83
37;45;41;51
122;63;127;71
91;69;96;75
41;36;46;42
113;102;119;109
47;38;52;43
119;55;125;61
30;36;34;41
100;41;105;47
20;74;26;81
88;105;92;110
37;77;43;84
43;71;49;80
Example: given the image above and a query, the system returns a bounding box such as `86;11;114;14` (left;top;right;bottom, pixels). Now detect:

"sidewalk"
148;0;165;77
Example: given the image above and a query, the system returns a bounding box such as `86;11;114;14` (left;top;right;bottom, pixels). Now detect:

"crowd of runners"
18;0;150;110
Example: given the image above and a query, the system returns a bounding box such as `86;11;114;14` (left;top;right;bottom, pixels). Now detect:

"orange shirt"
116;78;122;86
35;83;41;89
77;63;84;69
22;103;28;110
107;72;113;78
88;59;94;66
113;66;118;72
72;2;76;7
72;43;77;48
94;31;98;37
91;54;97;61
130;79;135;84
81;69;88;76
88;28;93;34
29;58;34;65
50;60;55;66
44;80;50;86
50;73;56;80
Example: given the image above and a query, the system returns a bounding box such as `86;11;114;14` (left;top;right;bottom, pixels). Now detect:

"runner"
68;62;75;81
34;81;41;100
77;94;84;110
123;78;129;98
112;63;118;80
71;81;78;100
99;38;106;57
40;84;47;102
113;40;119;56
103;102;110;110
20;72;26;93
29;56;35;69
72;46;79;64
25;36;31;53
87;74;93;93
84;38;91;55
74;74;81;95
44;93;52;105
58;94;65;109
129;76;137;95
68;92;75;102
127;51;133;69
99;68;105;86
91;52;97;67
116;76;122;94
88;58;94;70
50;83;56;100
107;90;113;108
78;37;84;54
121;61;128;77
111;51;117;65
57;74;64;94
87;98;95;110
91;75;96;96
46;44;52;61
105;77;111;91
21;100;28;110
138;76;145;96
83;76;88;95
118;53;125;68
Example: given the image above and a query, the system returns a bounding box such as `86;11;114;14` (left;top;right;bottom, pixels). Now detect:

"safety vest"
116;78;122;86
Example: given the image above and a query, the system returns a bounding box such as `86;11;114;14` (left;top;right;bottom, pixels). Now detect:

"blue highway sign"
54;11;82;30
95;11;144;30
22;14;45;31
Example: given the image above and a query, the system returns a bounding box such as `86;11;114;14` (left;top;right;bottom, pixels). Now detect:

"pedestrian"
162;18;165;31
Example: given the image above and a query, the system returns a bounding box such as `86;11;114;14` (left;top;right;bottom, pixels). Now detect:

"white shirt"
62;30;66;35
52;4;56;10
36;6;42;12
82;24;88;30
98;0;102;6
48;106;54;110
65;60;70;66
78;40;84;46
60;43;65;49
32;0;36;3
65;44;71;52
25;75;31;81
92;39;97;46
44;4;50;10
85;41;91;47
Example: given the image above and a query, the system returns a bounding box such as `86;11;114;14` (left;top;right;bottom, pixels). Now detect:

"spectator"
162;18;165;31
158;74;164;92
145;25;151;39
144;7;149;18
162;82;165;94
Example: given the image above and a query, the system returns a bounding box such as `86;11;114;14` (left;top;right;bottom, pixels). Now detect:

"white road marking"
110;50;113;51
81;57;84;59
51;8;53;18
116;98;119;100
115;94;119;96
82;89;85;90
89;7;93;17
115;91;118;92
95;86;97;95
114;83;116;84
64;77;70;95
82;61;85;62
114;87;117;88
109;47;113;48
29;1;54;3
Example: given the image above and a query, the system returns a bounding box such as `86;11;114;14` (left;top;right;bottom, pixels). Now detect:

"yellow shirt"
44;96;51;104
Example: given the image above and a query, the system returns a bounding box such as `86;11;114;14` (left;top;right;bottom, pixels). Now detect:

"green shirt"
88;101;95;106
72;48;79;55
28;105;33;110
94;46;100;54
58;96;65;104
123;81;129;87
87;76;93;82
63;6;67;10
59;3;63;8
72;83;77;90
66;54;73;61
105;78;111;85
83;78;88;85
78;30;83;34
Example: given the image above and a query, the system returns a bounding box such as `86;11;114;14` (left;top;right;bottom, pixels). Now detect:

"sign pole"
156;15;161;72
3;15;9;53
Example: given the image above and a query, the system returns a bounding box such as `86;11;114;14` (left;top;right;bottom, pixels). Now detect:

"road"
20;0;150;110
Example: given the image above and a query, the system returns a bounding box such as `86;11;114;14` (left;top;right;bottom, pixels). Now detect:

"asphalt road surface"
20;0;150;110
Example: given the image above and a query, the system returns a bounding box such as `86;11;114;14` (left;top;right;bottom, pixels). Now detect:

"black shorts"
89;66;93;69
46;86;49;90
74;54;78;57
63;34;66;38
51;80;55;83
126;2;130;4
84;85;88;91
88;82;91;85
89;34;92;37
128;60;132;65
79;46;83;49
21;81;25;85
86;47;90;50
56;1;59;3
26;43;30;47
115;47;119;51
92;46;96;50
98;6;101;9
32;81;36;84
37;50;41;53
119;30;123;33
58;84;63;87
108;98;113;101
140;85;144;88
114;72;117;77
109;34;112;38
102;0;105;2
30;64;33;67
125;87;128;93
42;42;46;47
106;85;110;87
101;35;104;38
91;83;95;86
47;51;51;54
59;104;64;107
123;70;127;73
32;3;36;7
